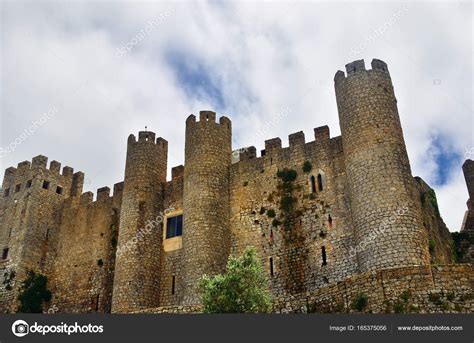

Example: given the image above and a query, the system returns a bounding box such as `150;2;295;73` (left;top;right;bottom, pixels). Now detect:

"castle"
1;59;472;314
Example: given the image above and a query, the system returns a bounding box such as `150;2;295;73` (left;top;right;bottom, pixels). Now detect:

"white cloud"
1;1;471;231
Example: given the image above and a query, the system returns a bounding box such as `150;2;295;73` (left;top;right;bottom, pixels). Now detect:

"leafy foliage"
18;270;52;313
266;209;276;218
302;161;312;173
200;247;272;313
351;293;368;311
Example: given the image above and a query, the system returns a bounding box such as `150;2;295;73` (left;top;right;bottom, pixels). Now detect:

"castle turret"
462;159;474;205
111;131;167;313
335;59;430;272
181;111;232;305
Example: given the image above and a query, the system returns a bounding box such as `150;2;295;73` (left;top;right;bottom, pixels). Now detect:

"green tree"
17;270;52;313
200;247;272;313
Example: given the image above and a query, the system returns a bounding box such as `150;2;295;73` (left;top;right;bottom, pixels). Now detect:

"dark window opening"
328;215;333;229
42;181;50;190
15;184;21;193
45;229;50;240
4;188;10;197
2;248;9;260
269;257;274;277
56;186;63;195
94;294;100;312
166;215;183;239
317;174;323;191
171;276;176;295
310;175;316;193
26;180;32;188
321;246;327;266
8;228;12;237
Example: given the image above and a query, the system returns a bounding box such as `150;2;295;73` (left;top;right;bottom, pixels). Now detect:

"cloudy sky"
1;1;472;231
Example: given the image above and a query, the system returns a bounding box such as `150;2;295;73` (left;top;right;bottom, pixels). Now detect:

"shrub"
266;209;276;218
351;293;368;312
302;161;312;173
428;239;435;253
200;247;272;313
18;270;52;313
276;169;297;183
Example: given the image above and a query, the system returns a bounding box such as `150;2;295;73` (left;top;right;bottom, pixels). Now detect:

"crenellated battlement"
186;111;231;130
234;125;334;165
334;58;389;84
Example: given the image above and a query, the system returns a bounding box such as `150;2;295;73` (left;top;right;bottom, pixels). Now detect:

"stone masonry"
0;59;471;314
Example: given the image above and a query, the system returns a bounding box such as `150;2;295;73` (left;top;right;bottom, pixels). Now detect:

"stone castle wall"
0;58;469;314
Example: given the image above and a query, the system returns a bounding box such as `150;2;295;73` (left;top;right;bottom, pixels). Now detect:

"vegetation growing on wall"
2;269;16;291
17;270;52;313
302;161;312;173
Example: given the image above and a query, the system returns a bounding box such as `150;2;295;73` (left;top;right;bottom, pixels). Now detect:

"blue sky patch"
429;134;462;186
165;50;226;111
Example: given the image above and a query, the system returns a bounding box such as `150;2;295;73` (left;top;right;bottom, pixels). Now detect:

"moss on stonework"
302;161;312;173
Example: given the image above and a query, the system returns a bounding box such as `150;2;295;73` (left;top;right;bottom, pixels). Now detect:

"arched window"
317;173;323;191
310;175;316;193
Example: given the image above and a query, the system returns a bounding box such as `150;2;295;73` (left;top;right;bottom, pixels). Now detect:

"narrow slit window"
269;257;274;277
310;175;316;193
94;294;100;311
317;174;323;191
171;276;176;295
328;214;333;229
45;229;50;240
166;215;183;239
321;246;327;266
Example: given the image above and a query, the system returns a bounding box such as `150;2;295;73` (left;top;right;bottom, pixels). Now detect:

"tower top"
334;58;389;84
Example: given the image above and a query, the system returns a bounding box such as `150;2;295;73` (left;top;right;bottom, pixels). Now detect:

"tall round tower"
111;131;167;313
335;59;430;272
181;110;232;305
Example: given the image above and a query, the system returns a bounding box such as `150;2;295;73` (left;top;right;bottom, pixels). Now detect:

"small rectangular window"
321;246;327;266
42;181;50;189
2;248;9;260
166;215;183;239
26;180;32;188
56;186;63;195
4;188;10;197
15;184;21;193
